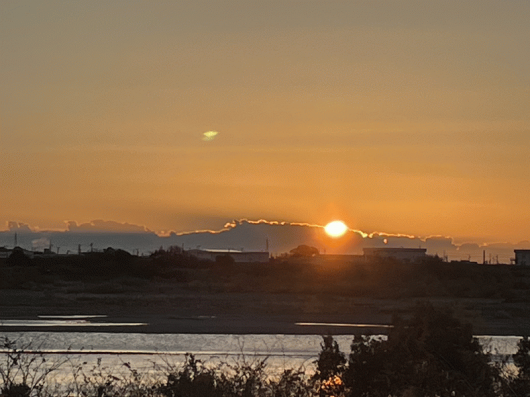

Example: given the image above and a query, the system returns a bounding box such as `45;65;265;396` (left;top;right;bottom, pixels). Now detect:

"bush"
6;248;33;267
340;303;499;397
508;336;530;396
313;335;346;382
0;337;67;396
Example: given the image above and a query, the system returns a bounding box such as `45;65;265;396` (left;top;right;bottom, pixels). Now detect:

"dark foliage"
159;354;224;397
340;304;499;397
3;245;530;303
159;354;271;397
289;245;320;258
6;248;33;267
313;335;346;382
509;336;530;396
312;335;346;397
513;336;530;379
0;383;32;397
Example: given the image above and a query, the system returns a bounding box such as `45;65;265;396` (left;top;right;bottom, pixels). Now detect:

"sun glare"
324;221;348;238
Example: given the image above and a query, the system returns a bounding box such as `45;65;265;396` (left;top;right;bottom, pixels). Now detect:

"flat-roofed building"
363;247;427;262
514;249;530;266
188;249;269;263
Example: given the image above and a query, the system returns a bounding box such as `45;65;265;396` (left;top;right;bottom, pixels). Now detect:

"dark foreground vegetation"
2;305;530;397
2;246;530;302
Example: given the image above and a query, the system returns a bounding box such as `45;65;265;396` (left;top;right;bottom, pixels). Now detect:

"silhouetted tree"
6;248;32;267
509;335;530;395
342;303;499;397
289;245;319;258
150;245;204;270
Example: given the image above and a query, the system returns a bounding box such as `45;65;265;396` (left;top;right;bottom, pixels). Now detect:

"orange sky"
1;1;530;244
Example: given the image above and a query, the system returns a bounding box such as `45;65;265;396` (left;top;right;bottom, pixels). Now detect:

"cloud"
7;221;32;233
32;237;51;251
66;220;151;233
0;218;525;263
168;219;416;255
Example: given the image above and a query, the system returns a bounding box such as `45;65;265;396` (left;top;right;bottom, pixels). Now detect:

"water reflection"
0;332;520;382
296;322;393;328
0;319;147;327
38;315;108;319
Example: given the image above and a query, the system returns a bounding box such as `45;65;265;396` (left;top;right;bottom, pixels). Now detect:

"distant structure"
187;249;270;263
514;250;530;266
363;247;427;263
0;246;35;259
0;247;11;259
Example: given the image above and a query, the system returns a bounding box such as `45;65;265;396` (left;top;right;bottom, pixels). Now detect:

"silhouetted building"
363;247;427;262
514;249;530;266
188;249;269;263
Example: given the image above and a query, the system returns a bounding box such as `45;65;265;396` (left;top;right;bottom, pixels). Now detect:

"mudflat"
1;284;529;336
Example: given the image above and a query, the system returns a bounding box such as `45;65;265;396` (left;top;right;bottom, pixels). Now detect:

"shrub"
0;337;67;396
342;303;500;397
508;335;530;396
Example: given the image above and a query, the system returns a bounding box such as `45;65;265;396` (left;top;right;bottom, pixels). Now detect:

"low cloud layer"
1;219;528;263
65;220;151;233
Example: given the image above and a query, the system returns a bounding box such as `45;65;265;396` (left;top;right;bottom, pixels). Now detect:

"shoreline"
1;312;526;338
1;288;529;337
0;313;395;335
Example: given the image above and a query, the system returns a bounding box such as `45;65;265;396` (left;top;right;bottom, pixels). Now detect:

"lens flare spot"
202;131;219;141
324;221;348;238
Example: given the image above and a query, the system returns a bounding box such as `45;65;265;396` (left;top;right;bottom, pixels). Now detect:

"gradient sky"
1;1;530;244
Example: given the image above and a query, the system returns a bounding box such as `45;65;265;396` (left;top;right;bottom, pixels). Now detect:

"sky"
1;0;530;247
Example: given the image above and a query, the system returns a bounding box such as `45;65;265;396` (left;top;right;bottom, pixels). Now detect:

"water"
0;331;358;385
0;331;354;359
0;330;523;394
0;331;520;367
0;316;394;359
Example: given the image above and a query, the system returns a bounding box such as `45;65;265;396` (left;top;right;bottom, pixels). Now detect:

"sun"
324;221;348;238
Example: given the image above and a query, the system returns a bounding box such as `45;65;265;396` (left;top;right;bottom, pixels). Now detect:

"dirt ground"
1;282;530;335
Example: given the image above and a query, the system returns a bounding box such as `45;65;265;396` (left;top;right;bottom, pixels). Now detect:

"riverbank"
1;285;529;335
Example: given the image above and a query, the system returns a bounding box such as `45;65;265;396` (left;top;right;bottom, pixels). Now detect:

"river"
0;330;521;373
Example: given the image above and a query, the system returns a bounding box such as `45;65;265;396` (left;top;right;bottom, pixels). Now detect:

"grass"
1;338;316;397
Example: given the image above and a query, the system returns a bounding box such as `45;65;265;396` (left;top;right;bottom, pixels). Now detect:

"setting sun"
324;221;348;238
